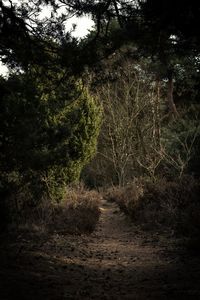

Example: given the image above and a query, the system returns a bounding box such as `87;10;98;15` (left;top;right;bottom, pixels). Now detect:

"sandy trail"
0;199;200;299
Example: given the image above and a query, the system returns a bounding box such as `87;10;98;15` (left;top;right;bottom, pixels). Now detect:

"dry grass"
10;183;102;235
48;185;102;233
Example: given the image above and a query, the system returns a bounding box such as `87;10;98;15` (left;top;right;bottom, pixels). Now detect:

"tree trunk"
167;70;179;117
153;79;161;149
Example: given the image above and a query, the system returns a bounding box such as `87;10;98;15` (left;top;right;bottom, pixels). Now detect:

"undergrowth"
104;176;200;237
6;183;101;235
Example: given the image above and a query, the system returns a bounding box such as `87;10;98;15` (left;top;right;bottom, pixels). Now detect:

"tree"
83;50;200;187
49;0;200;115
82;56;165;186
0;70;102;220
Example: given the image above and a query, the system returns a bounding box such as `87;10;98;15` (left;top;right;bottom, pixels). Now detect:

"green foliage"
161;104;200;178
0;72;102;222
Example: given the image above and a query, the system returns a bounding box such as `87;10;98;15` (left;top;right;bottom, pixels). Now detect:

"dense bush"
105;176;200;236
0;73;102;225
160;104;200;179
16;184;101;234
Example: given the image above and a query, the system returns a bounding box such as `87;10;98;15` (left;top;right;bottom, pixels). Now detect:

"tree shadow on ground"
0;236;200;300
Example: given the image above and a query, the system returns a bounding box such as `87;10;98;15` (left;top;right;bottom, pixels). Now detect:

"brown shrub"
11;183;101;234
104;182;143;214
48;185;101;233
105;176;200;236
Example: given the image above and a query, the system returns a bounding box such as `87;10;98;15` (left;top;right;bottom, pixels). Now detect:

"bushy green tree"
0;72;102;221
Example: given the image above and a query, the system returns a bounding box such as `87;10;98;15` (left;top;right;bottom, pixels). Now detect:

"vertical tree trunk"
167;70;179;117
153;79;161;149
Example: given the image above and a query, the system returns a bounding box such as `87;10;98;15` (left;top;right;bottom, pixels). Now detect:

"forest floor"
0;199;200;300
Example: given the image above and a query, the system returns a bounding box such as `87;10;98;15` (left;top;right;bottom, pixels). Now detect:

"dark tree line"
1;0;200;114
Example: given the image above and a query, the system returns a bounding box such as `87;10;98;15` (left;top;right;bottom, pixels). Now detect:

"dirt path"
1;199;200;299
